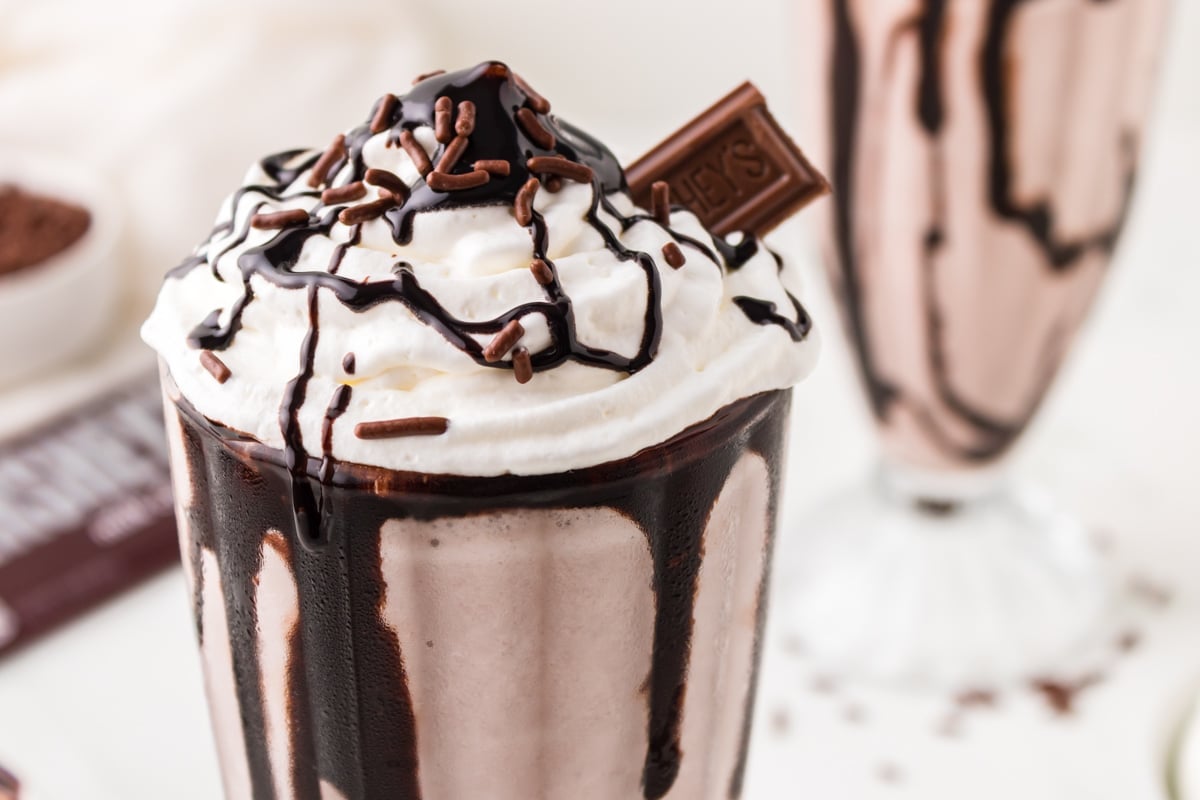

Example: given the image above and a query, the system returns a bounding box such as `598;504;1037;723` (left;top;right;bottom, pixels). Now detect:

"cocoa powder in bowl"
0;184;92;277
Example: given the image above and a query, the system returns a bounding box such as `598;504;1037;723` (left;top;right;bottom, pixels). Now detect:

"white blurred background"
0;0;803;308
0;1;1197;798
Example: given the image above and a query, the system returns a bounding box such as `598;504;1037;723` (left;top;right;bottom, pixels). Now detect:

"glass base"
778;467;1114;688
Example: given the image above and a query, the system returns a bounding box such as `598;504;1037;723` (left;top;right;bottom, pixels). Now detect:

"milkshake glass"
787;0;1168;685
144;62;820;799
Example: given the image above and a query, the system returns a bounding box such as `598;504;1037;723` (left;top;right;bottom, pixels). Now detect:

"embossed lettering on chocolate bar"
625;83;829;236
665;122;780;217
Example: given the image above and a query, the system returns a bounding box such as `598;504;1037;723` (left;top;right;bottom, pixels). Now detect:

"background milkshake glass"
786;0;1169;685
144;63;821;798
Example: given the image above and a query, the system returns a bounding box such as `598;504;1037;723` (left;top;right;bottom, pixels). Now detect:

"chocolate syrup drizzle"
175;389;789;800
829;0;1143;464
166;62;807;800
168;60;807;535
983;0;1134;271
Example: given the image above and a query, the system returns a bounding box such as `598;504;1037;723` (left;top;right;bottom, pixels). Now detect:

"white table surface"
1;6;1197;798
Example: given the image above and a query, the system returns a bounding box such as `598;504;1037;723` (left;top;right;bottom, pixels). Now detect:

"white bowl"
0;153;122;387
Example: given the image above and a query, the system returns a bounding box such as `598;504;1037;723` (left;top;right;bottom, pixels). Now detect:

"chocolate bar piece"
625;82;829;237
0;374;179;658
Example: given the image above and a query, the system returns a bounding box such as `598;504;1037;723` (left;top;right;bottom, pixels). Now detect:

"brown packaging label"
0;374;178;658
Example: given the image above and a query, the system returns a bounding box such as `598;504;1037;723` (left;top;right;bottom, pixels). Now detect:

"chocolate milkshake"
802;0;1167;471
778;0;1166;686
143;62;823;799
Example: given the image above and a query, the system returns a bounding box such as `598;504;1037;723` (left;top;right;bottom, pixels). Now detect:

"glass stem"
878;460;1009;517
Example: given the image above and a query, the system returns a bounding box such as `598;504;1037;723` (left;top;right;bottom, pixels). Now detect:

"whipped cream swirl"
143;61;818;476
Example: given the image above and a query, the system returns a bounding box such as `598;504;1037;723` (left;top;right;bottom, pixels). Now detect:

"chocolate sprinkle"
427;169;489;192
455;100;477;136
200;351;231;384
369;93;399;134
651;181;671;226
810;675;838;695
399;130;433;176
842;704;866;724
936;712;965;739
514;73;551;114
877;763;904;785
483;319;525;362
321;182;367;205
412;69;446;85
1116;630;1141;653
781;635;806;656
514;177;540;226
251;209;311;230
434;96;454;143
474;159;511;177
526;155;594;183
1030;674;1103;716
956;689;997;708
338;197;396;225
545;175;564;193
516;107;556;150
769;707;791;736
662;242;686;269
364;168;410;201
511;346;533;384
354;416;449;439
915;497;960;516
307;133;347;188
529;257;554;285
437;136;469;173
1129;575;1173;607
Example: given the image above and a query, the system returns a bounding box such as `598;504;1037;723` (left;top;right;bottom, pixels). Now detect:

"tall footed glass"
786;0;1169;685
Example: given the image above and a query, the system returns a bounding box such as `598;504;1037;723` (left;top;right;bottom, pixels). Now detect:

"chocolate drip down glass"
785;0;1168;685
